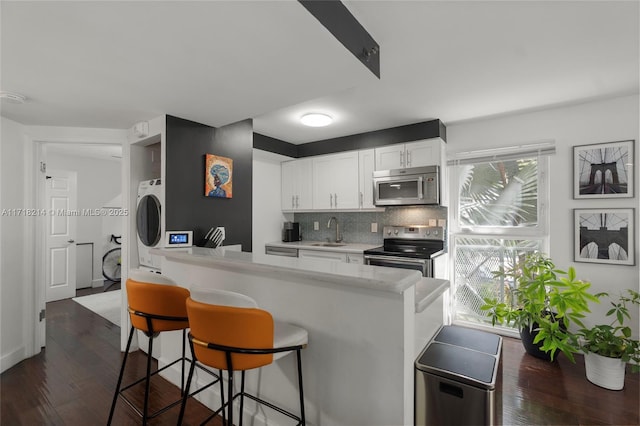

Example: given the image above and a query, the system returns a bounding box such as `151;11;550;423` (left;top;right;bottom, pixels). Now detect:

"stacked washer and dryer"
136;179;164;272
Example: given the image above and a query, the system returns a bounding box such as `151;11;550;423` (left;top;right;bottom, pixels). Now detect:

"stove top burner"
364;225;446;260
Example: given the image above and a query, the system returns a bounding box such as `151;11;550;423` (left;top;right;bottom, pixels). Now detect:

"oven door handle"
363;255;428;266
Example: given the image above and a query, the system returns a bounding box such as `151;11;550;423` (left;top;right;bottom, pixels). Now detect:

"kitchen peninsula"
151;246;449;426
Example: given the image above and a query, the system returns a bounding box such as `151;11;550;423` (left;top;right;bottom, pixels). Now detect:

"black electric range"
363;225;445;277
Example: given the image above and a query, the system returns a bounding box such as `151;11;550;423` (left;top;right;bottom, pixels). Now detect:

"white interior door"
45;170;78;302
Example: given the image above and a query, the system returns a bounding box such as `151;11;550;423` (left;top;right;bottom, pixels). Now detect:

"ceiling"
46;143;122;162
2;1;638;147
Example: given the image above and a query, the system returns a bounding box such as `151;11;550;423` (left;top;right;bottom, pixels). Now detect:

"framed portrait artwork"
573;140;634;199
205;154;233;199
574;208;635;266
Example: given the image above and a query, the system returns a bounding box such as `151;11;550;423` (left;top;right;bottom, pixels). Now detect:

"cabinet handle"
329;194;333;208
334;193;338;207
407;150;411;167
296;195;299;208
292;195;295;209
400;151;404;167
359;191;363;207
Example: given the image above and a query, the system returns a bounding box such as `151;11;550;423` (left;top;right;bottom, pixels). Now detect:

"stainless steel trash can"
414;325;502;426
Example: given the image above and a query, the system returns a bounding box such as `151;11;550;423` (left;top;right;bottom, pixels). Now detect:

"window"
449;144;553;333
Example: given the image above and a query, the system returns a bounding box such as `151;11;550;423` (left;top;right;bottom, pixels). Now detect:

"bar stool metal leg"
107;326;136;426
142;332;154;425
239;370;246;426
177;353;197;425
181;329;186;396
297;349;306;425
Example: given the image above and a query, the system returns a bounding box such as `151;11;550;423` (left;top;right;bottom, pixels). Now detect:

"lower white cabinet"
298;249;364;264
298;249;347;262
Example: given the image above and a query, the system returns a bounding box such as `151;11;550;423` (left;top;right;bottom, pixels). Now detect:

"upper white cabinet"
375;138;444;170
312;152;360;209
281;139;445;212
358;149;375;209
281;158;313;211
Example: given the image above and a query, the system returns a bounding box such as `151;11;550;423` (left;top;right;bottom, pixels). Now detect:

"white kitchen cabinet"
298;249;363;264
358;149;375;209
281;158;312;211
312;152;359;209
375;138;444;170
298;249;347;262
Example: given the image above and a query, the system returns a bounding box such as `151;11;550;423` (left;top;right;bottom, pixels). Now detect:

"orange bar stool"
107;271;219;425
177;288;308;426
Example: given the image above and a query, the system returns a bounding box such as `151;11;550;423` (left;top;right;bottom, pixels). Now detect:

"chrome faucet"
327;216;343;243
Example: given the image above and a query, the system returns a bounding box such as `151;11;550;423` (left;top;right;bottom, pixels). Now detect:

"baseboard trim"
1;345;26;374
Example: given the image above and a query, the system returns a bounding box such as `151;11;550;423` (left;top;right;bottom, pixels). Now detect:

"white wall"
46;152;122;287
448;94;640;335
251;149;292;253
0;117;27;372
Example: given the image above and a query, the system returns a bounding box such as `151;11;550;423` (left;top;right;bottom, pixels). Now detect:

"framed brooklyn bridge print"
573;140;634;199
574;208;635;266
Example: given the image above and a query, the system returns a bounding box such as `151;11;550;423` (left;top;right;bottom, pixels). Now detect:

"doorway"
35;142;123;342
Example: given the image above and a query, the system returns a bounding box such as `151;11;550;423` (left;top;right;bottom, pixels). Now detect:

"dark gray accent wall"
298;119;446;157
165;115;253;252
254;119;446;158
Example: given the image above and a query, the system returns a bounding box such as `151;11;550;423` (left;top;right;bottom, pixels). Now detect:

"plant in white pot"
577;289;640;390
481;252;599;362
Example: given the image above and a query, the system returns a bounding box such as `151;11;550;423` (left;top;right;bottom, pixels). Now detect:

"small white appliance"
164;230;193;248
136;178;163;271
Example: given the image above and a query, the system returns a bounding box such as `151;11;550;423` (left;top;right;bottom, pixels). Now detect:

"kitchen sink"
310;243;346;247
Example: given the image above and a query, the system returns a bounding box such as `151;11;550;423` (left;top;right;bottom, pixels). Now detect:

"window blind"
447;140;556;166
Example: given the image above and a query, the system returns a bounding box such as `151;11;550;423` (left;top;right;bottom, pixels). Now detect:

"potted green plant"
481;252;599;362
578;289;640;390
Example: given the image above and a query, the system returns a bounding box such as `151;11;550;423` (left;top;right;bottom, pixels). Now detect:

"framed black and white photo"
573;140;634;199
574;208;635;265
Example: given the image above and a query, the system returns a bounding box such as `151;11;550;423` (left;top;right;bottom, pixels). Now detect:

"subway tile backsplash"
294;206;448;245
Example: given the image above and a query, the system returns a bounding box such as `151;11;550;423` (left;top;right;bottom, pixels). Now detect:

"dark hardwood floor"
1;285;638;425
0;285;217;426
496;339;639;425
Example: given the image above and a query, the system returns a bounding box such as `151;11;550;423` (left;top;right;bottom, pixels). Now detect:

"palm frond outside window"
449;143;553;333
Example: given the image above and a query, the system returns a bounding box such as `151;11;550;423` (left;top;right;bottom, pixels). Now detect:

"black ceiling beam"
299;0;380;79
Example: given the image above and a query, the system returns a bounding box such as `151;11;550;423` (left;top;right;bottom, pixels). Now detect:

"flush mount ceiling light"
300;113;333;127
0;91;27;104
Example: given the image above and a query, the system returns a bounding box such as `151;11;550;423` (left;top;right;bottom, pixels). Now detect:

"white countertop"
415;278;449;313
265;240;380;253
153;246;449;312
153;246;420;294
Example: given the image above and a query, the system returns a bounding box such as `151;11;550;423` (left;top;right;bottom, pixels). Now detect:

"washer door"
136;194;161;247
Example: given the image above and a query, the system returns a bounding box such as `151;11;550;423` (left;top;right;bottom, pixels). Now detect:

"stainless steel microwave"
373;165;440;206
